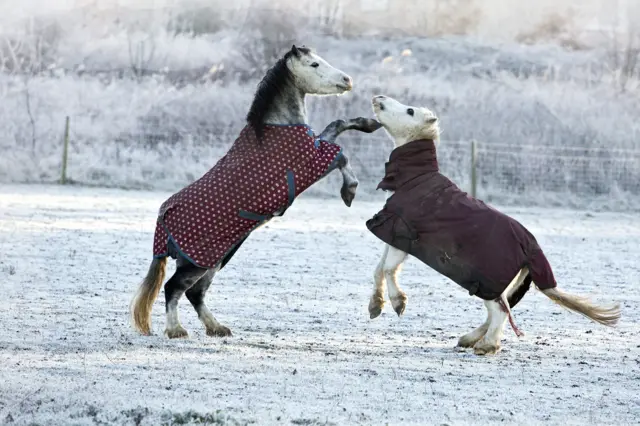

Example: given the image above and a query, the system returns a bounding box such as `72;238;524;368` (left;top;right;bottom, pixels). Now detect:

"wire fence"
295;132;640;211
7;118;640;212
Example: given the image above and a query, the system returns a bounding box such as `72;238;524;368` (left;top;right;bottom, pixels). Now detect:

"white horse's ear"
426;117;438;124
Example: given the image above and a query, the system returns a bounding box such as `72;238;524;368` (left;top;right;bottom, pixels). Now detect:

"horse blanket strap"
365;139;557;305
153;124;342;269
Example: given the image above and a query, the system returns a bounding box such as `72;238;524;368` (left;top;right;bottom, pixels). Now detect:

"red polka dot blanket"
152;124;343;269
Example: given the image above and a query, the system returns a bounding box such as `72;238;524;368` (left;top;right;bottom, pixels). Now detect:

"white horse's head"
371;95;440;146
287;45;353;95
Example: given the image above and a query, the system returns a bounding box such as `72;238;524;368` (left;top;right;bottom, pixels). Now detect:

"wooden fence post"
470;139;477;198
60;116;70;185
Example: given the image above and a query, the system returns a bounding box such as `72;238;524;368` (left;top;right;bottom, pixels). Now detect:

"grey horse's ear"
291;45;300;57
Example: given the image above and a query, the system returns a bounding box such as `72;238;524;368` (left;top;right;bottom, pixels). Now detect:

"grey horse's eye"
310;62;319;68
407;108;414;116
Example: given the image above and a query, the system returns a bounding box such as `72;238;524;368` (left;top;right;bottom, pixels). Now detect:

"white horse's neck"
263;83;308;126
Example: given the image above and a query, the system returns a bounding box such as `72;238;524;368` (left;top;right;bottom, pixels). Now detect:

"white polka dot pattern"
152;124;342;268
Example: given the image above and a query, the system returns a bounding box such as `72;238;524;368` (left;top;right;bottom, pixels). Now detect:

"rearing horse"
131;45;380;338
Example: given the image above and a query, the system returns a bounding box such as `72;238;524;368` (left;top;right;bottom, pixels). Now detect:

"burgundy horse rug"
366;139;557;309
153;124;342;269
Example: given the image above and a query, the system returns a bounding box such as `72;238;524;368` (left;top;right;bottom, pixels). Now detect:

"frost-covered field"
0;183;639;425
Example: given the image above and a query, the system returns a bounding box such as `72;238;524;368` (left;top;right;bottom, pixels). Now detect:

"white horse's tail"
541;287;621;327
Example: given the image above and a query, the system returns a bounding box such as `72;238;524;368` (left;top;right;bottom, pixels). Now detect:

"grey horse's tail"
541;287;621;327
130;257;167;335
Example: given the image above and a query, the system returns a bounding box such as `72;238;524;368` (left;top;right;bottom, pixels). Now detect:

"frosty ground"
0;184;638;426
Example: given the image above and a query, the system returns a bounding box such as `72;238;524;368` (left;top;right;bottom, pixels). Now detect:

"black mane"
246;45;311;141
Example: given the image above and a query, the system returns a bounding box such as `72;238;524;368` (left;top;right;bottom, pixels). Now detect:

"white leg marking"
457;304;492;348
473;300;508;355
369;245;389;319
383;246;408;316
165;298;188;339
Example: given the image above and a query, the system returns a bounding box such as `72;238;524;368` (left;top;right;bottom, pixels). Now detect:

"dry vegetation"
516;11;585;51
0;1;639;209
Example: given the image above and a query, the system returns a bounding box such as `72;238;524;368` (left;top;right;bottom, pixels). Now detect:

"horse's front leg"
317;117;382;142
336;154;358;207
318;117;381;207
383;246;409;316
369;245;389;319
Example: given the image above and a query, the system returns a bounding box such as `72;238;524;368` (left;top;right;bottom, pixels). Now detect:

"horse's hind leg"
457;305;491;348
164;260;208;339
469;267;529;354
473;300;508;355
185;268;232;337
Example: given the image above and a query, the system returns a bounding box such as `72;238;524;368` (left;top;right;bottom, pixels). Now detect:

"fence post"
60;116;70;185
470;139;477;198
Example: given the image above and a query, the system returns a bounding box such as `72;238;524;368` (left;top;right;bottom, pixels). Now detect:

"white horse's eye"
310;62;319;68
407;108;414;116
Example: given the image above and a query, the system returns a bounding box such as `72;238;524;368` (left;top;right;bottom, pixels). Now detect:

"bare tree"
605;0;640;92
312;0;344;36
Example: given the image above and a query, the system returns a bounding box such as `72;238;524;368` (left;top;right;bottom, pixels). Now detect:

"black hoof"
394;304;405;317
369;306;382;319
341;183;357;207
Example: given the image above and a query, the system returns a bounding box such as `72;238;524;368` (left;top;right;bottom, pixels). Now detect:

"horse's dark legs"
335;154;358;207
317;117;381;142
318;117;382;207
164;259;208;338
185;269;232;337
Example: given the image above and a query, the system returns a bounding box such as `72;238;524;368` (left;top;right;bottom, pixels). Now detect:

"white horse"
366;95;621;355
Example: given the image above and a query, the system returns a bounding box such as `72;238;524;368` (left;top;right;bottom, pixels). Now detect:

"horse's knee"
382;266;397;275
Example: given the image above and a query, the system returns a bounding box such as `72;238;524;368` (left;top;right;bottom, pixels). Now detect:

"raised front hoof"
473;341;501;356
391;293;407;317
352;117;383;133
165;326;189;339
206;325;233;338
368;296;385;319
341;182;358;207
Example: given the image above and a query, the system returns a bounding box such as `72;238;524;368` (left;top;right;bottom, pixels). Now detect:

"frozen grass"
0;183;638;425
